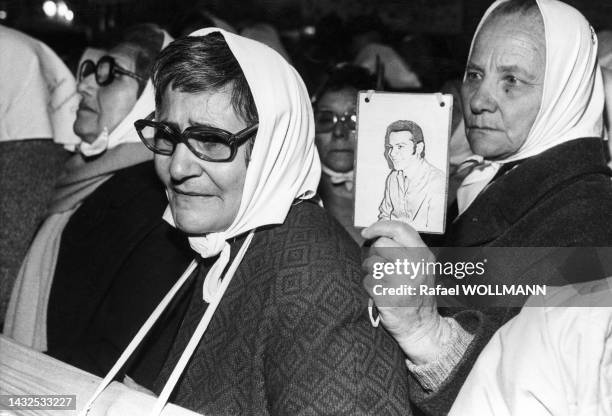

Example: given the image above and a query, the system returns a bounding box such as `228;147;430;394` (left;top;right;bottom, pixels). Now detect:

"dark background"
2;0;611;91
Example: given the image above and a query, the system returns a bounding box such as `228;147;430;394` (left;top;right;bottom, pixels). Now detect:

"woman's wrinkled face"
73;44;140;143
314;87;358;173
461;11;545;160
154;87;248;235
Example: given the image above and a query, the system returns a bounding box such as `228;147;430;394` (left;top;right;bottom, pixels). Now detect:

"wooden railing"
0;335;201;416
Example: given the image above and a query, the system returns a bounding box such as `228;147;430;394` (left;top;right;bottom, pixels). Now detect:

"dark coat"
413;138;612;416
149;201;413;415
46;161;193;378
447;138;612;247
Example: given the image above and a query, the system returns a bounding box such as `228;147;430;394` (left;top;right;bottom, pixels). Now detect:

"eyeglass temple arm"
116;66;147;82
236;123;259;139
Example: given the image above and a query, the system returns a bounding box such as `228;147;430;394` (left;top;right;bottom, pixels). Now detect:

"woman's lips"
172;188;214;198
468;125;499;131
77;104;96;113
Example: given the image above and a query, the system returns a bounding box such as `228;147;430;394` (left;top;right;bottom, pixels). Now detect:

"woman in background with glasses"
4;25;194;384
312;64;376;244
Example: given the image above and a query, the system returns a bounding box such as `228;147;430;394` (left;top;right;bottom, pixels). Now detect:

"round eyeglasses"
78;55;146;86
134;112;259;162
314;110;357;133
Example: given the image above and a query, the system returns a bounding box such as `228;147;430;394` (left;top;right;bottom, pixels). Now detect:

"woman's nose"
332;120;349;140
77;72;97;94
169;143;203;181
468;81;497;114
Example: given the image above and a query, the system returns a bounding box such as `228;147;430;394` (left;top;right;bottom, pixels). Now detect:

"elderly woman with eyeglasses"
4;24;194;382
78;30;412;415
363;0;612;414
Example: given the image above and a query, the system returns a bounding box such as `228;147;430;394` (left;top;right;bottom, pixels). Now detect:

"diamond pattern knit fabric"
153;200;412;415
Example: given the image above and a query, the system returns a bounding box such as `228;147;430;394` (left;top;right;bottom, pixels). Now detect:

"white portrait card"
354;91;452;234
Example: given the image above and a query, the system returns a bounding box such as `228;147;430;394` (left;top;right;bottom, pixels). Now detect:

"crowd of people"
1;0;612;414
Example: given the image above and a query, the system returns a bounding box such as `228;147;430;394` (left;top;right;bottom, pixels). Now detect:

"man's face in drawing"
387;131;421;171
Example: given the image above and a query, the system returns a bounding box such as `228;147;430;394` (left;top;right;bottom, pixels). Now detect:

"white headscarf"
240;23;292;64
321;164;354;191
456;0;604;216
77;31;174;157
0;25;79;145
163;28;321;300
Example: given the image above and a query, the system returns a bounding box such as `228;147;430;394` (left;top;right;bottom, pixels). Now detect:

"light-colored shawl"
449;277;612;416
3;31;174;350
456;0;604;215
81;28;321;416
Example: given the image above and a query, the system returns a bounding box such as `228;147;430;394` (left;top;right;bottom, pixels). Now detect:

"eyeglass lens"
78;59;114;85
96;60;112;84
314;111;357;133
138;124;234;161
79;60;95;81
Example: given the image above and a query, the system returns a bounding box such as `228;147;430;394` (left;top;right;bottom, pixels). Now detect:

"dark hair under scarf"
152;32;258;126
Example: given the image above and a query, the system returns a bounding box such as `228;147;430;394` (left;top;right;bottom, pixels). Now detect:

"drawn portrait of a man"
378;120;445;229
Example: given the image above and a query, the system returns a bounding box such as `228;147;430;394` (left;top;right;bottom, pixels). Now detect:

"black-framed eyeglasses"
314;110;357;133
134;112;259;162
78;55;146;86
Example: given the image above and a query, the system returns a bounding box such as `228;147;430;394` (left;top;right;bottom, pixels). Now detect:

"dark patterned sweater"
147;200;413;415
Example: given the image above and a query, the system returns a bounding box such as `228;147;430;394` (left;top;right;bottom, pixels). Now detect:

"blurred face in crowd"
154;87;248;235
386;131;421;171
461;10;545;159
74;44;141;143
314;87;357;173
